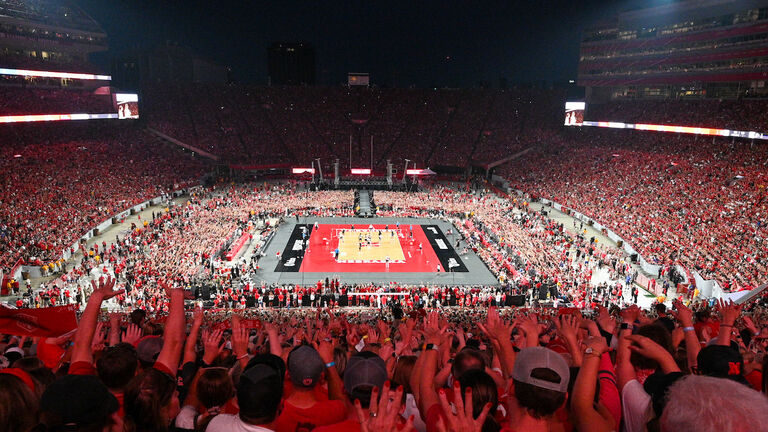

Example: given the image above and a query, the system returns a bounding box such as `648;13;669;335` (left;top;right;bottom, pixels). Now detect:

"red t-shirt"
313;419;360;432
273;399;347;432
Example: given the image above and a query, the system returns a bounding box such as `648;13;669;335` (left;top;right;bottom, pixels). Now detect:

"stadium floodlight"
0;68;111;81
581;120;768;140
0;113;118;123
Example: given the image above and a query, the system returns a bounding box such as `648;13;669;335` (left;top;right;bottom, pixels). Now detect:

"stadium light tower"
402;159;411;185
315;158;323;183
334;159;340;187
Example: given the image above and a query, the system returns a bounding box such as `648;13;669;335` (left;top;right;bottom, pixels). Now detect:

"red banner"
0;305;78;337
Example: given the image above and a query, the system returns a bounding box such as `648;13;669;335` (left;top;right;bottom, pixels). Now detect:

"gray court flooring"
249;216;500;286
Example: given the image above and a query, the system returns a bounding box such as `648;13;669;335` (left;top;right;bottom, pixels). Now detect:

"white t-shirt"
206;414;274;432
621;379;652;432
175;405;197;430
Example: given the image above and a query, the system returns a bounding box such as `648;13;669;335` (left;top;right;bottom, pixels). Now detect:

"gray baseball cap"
511;347;570;393
343;353;387;395
288;345;324;388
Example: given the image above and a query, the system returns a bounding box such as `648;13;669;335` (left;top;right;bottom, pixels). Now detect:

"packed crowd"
15;183;645;316
506;128;768;291
2;276;768;432
0;86;114;116
585;99;768;132
0;123;206;274
376;186;637;308
17;185;352;310
142;83;563;168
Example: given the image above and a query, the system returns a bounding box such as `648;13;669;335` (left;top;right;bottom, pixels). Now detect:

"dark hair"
452;349;487;379
130;309;147;326
13;357;55;397
631;324;673;371
194;368;235;432
654;303;666;314
197;368;235;409
0;374;38;432
124;368;178;432
238;370;283;425
392;356;417;395
458;369;500;432
513;368;567;419
97;343;138;390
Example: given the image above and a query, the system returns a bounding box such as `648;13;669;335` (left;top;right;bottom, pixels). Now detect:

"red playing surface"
300;224;442;273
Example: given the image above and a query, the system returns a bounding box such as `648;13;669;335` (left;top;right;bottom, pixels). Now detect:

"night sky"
72;0;656;87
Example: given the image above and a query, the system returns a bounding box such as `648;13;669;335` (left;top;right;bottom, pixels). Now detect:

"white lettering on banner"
292;240;303;251
435;239;447;249
284;258;296;267
427;227;438;234
448;258;459;268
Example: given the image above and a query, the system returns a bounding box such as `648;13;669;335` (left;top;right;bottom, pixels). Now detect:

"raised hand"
626;334;679;373
122;323;143;345
91;322;107;353
716;299;742;325
595;306;617;334
477;306;512;342
555;314;582;345
436;383;492;432
231;315;250;362
90;276;124;301
621;305;640;324
423;311;446;344
670;299;693;326
516;314;542;347
201;328;224;364
355;381;415;432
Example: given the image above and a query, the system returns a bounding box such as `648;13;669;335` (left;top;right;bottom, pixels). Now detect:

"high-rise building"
578;0;768;101
268;42;316;85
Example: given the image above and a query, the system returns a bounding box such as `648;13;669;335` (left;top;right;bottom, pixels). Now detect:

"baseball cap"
237;364;284;421
511;347;570;393
135;335;164;364
40;375;119;427
288;345;324;388
697;345;750;385
343;352;387;398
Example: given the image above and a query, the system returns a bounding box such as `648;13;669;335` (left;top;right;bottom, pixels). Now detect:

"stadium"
1;0;768;431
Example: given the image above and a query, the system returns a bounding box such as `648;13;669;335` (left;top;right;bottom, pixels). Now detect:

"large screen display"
564;102;585;126
115;93;139;119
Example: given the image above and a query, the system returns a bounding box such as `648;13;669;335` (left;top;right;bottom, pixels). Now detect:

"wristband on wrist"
384;338;392;343
683;326;695;332
325;361;336;368
620;323;633;330
237;353;249;360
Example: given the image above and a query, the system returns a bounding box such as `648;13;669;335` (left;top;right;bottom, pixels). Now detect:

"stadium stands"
504;127;768;291
0;86;113;115
141;83;564;167
0;123;206;273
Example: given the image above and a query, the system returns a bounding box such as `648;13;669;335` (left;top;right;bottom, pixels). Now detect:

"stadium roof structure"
0;0;105;35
